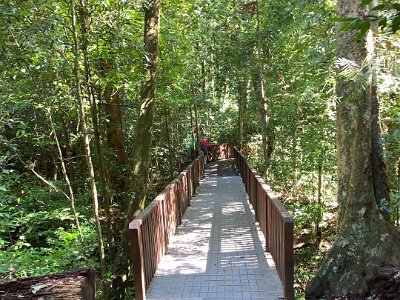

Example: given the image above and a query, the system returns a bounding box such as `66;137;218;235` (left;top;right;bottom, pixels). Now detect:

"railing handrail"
129;154;205;300
129;144;294;300
234;147;294;300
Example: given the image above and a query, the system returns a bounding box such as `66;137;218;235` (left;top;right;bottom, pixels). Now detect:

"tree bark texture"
306;1;400;298
164;110;175;180
100;59;129;167
370;78;391;221
253;71;272;175
105;89;128;165
128;0;160;219
97;59;129;204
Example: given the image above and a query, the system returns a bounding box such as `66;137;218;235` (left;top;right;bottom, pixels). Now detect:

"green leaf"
356;21;370;39
331;17;354;22
393;129;400;139
339;22;353;31
360;0;374;7
393;3;400;11
0;186;6;191
371;4;385;11
379;17;387;29
392;13;400;33
352;19;368;29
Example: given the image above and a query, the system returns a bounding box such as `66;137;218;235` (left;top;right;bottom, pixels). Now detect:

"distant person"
200;136;213;163
200;138;209;165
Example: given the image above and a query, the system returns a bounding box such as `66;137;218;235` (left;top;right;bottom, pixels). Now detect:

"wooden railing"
129;146;294;300
129;155;204;300
210;143;235;159
234;147;295;300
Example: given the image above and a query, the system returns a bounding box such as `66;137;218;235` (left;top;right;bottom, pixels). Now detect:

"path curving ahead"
145;159;284;300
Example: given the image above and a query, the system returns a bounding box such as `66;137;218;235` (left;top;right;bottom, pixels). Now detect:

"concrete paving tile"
146;160;284;300
208;286;217;292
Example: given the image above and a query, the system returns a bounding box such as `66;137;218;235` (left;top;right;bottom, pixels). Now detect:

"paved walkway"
146;159;284;300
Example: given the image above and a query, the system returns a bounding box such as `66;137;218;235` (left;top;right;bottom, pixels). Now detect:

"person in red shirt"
201;137;213;162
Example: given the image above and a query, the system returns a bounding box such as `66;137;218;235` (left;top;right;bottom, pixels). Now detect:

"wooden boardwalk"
145;160;284;300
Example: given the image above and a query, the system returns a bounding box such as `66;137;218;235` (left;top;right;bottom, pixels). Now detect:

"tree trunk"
104;86;128;166
254;0;272;176
129;0;160;217
111;0;160;297
316;162;323;245
238;80;244;149
193;99;200;152
59;109;76;191
190;104;197;160
69;0;107;291
100;59;129;192
397;161;400;226
77;0;115;277
305;1;400;298
253;70;271;174
370;77;391;221
165;110;174;179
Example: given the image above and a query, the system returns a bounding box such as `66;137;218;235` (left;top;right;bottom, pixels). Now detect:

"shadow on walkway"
146;159;284;300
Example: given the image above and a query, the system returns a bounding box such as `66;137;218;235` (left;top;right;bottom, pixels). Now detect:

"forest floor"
0;268;95;300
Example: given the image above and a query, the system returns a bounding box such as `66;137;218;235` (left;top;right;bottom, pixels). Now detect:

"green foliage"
0;223;98;280
335;0;400;38
0;173;98;280
376;32;400;225
294;248;326;299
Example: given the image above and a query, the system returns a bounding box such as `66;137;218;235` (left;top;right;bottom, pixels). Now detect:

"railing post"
187;168;192;200
265;195;270;252
175;181;182;225
284;218;294;300
246;164;248;192
162;194;169;252
130;225;146;300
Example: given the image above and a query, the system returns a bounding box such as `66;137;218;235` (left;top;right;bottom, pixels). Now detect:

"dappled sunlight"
147;160;283;299
221;201;246;216
220;227;255;253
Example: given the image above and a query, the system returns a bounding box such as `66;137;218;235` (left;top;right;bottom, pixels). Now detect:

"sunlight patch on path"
146;160;284;300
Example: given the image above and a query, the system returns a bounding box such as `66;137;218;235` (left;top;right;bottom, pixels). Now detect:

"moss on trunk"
306;0;400;297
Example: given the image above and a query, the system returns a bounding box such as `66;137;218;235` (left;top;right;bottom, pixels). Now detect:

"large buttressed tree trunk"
306;0;400;298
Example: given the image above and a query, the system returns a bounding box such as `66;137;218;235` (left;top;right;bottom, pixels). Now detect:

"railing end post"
130;226;146;300
284;219;294;300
